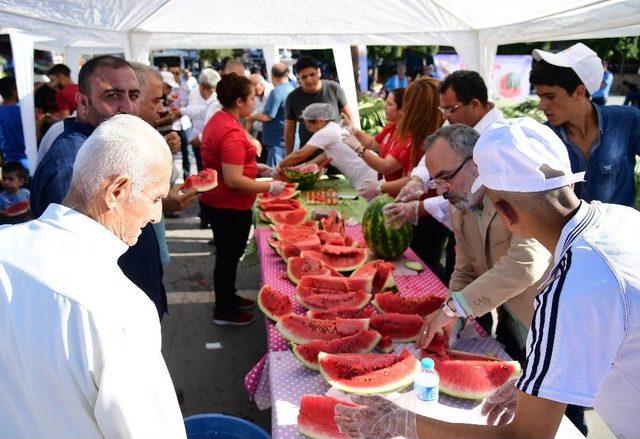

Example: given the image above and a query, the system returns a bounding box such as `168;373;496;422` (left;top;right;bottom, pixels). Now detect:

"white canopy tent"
0;0;639;173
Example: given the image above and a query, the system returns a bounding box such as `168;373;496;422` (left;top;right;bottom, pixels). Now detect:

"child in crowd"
0;161;31;224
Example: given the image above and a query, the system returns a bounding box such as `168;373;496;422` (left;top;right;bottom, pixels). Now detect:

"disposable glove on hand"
481;377;519;425
396;177;426;202
268;180;287;196
335;395;419;439
357;179;383;201
383;201;420;229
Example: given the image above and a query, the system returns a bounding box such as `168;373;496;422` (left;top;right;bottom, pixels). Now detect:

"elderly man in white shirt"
0;114;187;439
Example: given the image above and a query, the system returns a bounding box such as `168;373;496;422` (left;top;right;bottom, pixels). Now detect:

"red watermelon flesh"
369;313;424;342
287;255;343;285
429;355;521;400
258;198;302;212
351;260;396;294
307;307;373;320
375;335;395;353
291;329;382;370
267;208;307;225
272;223;317;241
300;247;367;273
318;349;421;394
296;291;372;311
317;230;348;245
182;168;218;192
372;292;444;316
296;275;373;297
298;395;359;439
258;183;299;202
257;285;292;321
3;200;30;216
280;235;322;259
276;314;370;344
320;210;345;235
425;332;448;358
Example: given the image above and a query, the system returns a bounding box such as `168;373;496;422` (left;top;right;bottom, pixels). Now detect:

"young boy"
0;161;31;224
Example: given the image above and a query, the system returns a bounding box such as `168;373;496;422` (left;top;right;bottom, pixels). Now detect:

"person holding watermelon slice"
0;161;30;224
201;73;286;326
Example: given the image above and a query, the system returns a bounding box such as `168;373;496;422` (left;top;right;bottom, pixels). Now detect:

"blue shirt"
262;82;295;146
0;188;29;211
592;71;613;99
0;104;26;166
30;117;167;319
385;75;409;91
547;104;640;207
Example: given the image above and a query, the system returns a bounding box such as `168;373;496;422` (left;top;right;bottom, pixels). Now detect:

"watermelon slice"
182;168;218;192
369;313;424;342
3;200;30;217
300;245;367;273
257;285;292;321
258;198;302;212
318;349;421;394
298;395;359;439
296;275;373;297
351;260;396;294
372;292;444;316
296;290;372;311
257;183;299;202
276;314;370;344
272;222;318;240
307;307;374;320
317;230;348;246
375;335;395;353
430;354;521;400
320;210;345;235
287;255;343;285
267;208;308;226
291;329;381;370
279;235;322;260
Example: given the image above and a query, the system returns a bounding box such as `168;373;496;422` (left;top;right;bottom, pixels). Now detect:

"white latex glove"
268;180;287;196
481;378;519;425
335;395;419;439
383;201;420;229
396;176;426;202
357;179;383;201
341;132;365;155
256;163;272;178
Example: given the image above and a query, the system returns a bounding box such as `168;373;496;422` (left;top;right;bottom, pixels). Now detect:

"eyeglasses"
438;103;463;117
427;156;472;189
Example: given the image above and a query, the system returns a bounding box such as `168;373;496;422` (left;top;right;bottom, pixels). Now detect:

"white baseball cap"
470;117;585;194
160;71;179;89
532;43;603;94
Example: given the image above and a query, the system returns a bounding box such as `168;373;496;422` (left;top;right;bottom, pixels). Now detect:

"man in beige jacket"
416;124;552;354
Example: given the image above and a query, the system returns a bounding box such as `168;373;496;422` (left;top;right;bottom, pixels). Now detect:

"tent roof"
0;0;638;51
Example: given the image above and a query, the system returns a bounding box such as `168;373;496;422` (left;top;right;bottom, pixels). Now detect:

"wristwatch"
441;298;461;318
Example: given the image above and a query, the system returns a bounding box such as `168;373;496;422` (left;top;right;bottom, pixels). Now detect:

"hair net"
302;103;336;121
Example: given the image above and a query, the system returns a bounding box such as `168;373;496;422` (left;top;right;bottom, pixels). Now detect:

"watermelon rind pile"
362;194;412;260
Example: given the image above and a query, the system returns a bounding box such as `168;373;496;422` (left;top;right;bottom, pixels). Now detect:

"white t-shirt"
517;201;640;439
0;204;186;439
308;121;377;190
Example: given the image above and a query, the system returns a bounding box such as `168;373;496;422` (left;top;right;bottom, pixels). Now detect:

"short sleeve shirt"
0;188;29;211
55;84;79;114
200;111;258;210
374;123;410;181
285;80;347;145
262;82;295;146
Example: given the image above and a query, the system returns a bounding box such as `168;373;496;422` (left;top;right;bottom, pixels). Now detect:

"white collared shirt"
517;201;640;439
181;88;220;139
0;204;186;439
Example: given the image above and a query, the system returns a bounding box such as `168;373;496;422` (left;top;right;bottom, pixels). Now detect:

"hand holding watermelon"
383;201;420;229
415;308;458;350
395;176;425;202
334;394;419;439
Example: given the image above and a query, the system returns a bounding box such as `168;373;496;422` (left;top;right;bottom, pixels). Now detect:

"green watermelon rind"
317;351;421;394
362;194;413;260
282;168;319;190
257;286;292;322
438;360;521;400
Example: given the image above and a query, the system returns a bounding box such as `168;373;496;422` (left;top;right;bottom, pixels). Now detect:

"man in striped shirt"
335;117;639;438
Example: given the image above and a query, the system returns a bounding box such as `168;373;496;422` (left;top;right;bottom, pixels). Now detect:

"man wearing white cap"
530;42;640;207
334;117;640;439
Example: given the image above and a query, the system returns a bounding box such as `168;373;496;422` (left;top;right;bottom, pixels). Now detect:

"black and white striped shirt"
517;201;640;439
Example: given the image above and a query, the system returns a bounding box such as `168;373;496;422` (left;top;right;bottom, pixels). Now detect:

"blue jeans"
267;144;285;168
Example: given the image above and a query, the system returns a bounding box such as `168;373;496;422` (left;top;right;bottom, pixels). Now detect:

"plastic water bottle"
414;358;439;404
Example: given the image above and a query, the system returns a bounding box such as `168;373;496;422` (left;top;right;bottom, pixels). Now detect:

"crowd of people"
0;41;638;438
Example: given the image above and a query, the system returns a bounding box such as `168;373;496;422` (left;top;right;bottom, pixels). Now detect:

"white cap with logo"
470;117;585;194
532;43;603;94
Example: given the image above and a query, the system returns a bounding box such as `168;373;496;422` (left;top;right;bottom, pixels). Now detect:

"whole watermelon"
362;194;412;260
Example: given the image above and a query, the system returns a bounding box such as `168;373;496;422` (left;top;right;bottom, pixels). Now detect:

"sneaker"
213;310;255;326
207;238;215;246
236;295;256;310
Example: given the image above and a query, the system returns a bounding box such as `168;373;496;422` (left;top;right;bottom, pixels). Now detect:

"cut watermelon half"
372;292;444;316
276;314;370;344
3;200;30;217
286;254;343;285
300;245;367;273
298;395;359;439
369;313;424;342
267;208;308;226
257;285;292;322
318;349;421;394
296;290;372;311
182;168;218;192
291;329;381;370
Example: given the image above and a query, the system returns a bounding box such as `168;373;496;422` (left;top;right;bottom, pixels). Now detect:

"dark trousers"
193;145;203;172
178;129;191;176
202;205;253;314
410;215;450;283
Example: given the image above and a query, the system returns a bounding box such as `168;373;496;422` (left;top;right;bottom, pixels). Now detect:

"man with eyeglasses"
412;124;552;368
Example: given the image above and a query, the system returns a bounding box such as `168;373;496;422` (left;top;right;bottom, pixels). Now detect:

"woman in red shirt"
201;73;286;326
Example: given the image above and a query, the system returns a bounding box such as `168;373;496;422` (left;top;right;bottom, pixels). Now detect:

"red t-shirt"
375;123;411;181
55;84;79;113
200;111;258;210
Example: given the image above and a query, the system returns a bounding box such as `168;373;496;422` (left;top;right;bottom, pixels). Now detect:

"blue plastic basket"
184;413;270;439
